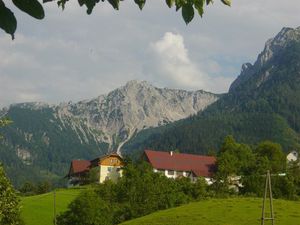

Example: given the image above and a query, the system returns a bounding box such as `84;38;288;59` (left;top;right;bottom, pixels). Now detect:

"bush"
0;164;24;225
57;190;112;225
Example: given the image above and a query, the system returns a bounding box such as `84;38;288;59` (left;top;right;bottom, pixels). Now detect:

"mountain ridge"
0;80;219;186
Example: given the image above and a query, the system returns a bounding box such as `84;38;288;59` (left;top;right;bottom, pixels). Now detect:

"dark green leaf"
134;0;146;10
194;0;204;17
206;0;213;5
182;3;194;25
78;0;85;6
175;0;187;11
221;0;231;6
165;0;174;8
12;0;44;19
108;0;119;10
57;0;68;10
84;0;99;14
0;2;17;39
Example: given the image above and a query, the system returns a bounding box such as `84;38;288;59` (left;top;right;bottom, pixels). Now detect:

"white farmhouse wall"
99;165;122;183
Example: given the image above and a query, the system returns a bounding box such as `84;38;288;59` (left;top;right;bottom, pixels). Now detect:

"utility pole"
261;170;274;225
53;189;57;225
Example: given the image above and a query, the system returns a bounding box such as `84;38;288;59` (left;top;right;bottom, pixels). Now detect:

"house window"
167;170;174;175
107;167;112;172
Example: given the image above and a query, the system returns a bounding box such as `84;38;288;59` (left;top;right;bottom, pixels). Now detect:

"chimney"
170;151;173;156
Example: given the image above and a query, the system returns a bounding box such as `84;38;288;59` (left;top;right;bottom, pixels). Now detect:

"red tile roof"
144;150;216;178
70;160;91;175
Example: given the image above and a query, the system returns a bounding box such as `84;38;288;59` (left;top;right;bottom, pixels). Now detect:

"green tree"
86;167;99;184
36;180;52;194
216;136;255;178
0;164;23;225
255;141;286;173
0;0;231;39
0;118;12;127
0;118;12;138
57;190;113;225
19;181;36;195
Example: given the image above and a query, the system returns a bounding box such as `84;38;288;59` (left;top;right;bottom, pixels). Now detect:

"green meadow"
121;198;300;225
21;188;83;225
21;191;300;225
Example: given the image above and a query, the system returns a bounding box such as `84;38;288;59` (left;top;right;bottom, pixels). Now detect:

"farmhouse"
67;152;124;185
144;150;216;184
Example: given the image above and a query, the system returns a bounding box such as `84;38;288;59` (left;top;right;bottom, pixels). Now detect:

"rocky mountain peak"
52;81;219;153
230;26;300;92
123;80;152;88
256;27;300;67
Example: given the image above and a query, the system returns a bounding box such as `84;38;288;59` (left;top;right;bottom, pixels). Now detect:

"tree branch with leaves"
0;0;231;39
0;118;12;127
0;118;12;139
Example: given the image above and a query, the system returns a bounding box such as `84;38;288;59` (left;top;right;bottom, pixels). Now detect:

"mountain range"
1;26;300;187
0;81;218;186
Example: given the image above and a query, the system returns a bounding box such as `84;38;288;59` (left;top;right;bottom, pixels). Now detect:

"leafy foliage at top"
0;0;231;39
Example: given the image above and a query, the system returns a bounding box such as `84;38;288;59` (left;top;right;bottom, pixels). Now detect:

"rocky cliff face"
54;80;219;152
230;27;300;92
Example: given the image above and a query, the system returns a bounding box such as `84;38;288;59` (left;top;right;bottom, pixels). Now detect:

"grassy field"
21;191;300;225
21;187;83;225
121;198;300;225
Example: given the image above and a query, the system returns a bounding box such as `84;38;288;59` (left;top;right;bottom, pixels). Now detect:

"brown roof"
90;152;123;167
69;160;91;175
144;150;216;178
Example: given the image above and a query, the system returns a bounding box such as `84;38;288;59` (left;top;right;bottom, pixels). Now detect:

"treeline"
215;136;300;199
123;112;300;157
19;180;52;196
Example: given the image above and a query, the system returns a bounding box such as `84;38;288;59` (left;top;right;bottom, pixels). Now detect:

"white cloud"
149;32;233;93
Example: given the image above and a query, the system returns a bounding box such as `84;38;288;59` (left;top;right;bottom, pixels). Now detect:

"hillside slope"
120;198;300;225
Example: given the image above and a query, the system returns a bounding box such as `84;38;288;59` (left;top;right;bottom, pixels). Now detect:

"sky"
1;0;300;108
